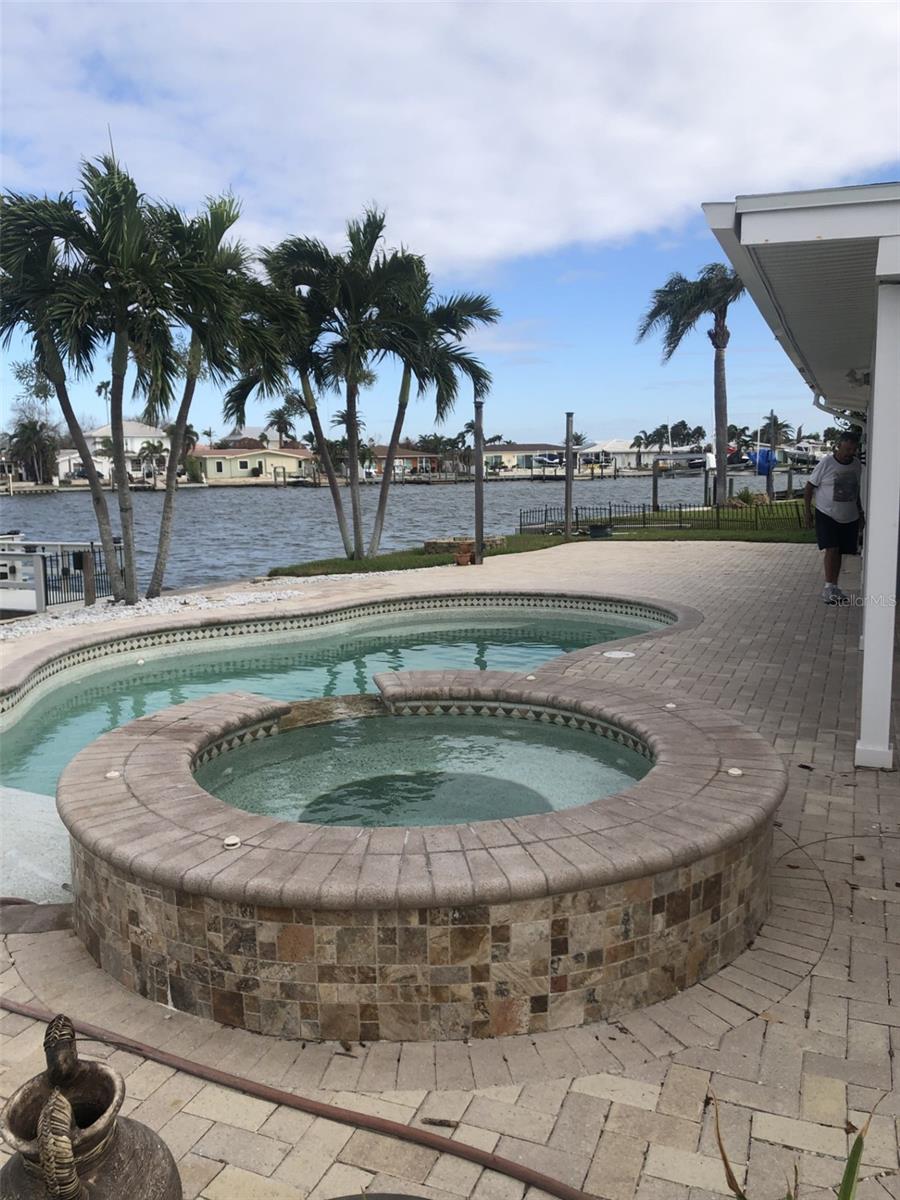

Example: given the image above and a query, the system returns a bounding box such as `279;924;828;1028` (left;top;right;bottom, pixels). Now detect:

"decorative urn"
0;1015;182;1199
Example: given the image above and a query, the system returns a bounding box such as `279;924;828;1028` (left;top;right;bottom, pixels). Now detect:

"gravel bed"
0;577;365;641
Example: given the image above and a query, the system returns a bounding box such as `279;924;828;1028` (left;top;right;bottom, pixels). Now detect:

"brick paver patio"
2;540;898;1199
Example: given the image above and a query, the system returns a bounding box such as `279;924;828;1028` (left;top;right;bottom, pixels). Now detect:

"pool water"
0;612;649;796
196;715;650;826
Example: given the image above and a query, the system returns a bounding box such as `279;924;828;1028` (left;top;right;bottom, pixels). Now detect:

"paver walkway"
2;540;898;1199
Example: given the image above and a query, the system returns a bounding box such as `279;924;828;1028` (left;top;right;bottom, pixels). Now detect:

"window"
215;461;223;473
238;460;248;470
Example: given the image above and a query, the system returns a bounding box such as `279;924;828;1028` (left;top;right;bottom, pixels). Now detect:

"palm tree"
201;425;215;444
223;284;355;557
138;439;167;487
17;157;231;602
142;196;246;598
7;416;57;483
631;430;651;468
0;187;126;598
571;431;589;447
165;421;198;463
754;414;794;445
637;263;745;505
266;404;295;448
366;281;498;556
263;211;424;557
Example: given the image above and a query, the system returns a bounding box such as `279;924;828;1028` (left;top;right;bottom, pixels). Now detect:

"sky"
2;1;898;447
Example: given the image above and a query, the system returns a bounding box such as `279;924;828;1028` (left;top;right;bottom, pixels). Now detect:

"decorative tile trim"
384;700;653;761
0;592;676;722
191;719;281;768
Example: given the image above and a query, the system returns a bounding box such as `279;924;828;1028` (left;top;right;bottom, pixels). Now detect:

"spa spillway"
58;673;786;1042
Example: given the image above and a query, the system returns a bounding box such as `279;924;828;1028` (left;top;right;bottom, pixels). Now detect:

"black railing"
519;500;807;534
41;543;125;606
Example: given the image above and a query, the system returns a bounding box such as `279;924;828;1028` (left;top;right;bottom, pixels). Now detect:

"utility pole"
474;399;485;565
564;412;574;539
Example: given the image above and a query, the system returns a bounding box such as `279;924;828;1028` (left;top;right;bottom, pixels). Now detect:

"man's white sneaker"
831;585;849;604
822;584;837;605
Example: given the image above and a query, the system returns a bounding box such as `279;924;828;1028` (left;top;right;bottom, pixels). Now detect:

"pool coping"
56;672;786;911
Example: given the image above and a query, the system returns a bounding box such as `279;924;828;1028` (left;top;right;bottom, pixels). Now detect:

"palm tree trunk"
344;379;365;558
110;328;139;603
713;345;729;506
146;341;199;599
300;372;352;558
367;363;411;557
41;336;125;600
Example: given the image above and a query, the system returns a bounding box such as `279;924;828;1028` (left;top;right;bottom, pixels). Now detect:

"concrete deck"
2;540;898;1199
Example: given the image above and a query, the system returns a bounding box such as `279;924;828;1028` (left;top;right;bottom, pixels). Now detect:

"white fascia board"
739;199;900;246
735;182;900;211
877;236;900;280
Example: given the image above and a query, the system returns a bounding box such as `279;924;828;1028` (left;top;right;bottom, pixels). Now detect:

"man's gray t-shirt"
809;454;862;523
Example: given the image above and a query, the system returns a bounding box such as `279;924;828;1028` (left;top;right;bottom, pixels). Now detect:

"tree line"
1;156;499;602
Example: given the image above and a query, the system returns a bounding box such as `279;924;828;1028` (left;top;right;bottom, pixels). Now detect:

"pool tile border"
0;590;691;724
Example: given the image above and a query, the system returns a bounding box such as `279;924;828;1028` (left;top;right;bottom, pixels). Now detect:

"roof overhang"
703;183;900;416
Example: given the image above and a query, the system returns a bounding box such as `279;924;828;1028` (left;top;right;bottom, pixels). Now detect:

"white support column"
855;282;900;769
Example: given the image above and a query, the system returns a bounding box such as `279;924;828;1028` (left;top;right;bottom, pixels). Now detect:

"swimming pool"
195;712;651;826
1;604;657;795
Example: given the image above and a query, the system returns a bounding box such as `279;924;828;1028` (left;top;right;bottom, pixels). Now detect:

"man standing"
804;432;865;604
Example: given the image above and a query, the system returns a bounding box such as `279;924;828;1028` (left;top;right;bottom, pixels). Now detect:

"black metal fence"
40;543;125;606
519;500;807;535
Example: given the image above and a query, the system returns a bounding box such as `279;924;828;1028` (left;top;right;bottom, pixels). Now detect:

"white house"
705;182;899;769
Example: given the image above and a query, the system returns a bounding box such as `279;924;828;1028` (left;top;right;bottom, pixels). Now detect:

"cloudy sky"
2;1;898;444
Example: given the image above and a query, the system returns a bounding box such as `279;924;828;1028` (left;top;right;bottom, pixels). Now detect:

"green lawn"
269;533;562;577
270;525;814;577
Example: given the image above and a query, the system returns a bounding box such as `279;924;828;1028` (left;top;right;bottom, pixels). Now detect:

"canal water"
0;474;770;590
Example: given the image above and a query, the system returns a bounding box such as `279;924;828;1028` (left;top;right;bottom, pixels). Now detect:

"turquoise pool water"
196;715;650;826
0;611;650;796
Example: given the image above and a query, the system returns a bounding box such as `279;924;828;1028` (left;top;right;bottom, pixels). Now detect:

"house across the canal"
193;446;316;484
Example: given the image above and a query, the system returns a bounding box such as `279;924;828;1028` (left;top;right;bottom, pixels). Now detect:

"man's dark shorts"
815;511;860;555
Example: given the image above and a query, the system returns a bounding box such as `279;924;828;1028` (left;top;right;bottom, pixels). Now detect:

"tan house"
483;443;565;471
193;446;315;484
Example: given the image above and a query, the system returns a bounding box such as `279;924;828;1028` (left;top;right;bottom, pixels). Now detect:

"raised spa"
59;670;786;1043
195;713;651;826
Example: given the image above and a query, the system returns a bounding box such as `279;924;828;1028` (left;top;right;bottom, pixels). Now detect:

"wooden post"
473;399;484;564
651;459;660;512
83;546;97;607
564;412;574;539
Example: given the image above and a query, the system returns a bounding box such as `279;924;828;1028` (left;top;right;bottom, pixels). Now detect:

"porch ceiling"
704;183;900;416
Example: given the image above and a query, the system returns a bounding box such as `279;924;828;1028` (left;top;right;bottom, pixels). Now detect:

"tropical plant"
142;196;248;598
637;263;746;506
630;430;651;468
755;413;795;445
265;405;295;448
138;439;167;487
1;186;125;596
165;422;198;464
227;209;497;559
7;415;58;483
728;424;752;452
571;431;589;447
201;425;215;443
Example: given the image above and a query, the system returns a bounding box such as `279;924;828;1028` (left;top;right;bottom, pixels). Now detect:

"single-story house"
193;446;315;483
705;182;899;768
483;443;566;471
371;446;441;476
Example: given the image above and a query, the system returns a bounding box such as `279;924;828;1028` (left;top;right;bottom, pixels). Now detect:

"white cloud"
2;1;897;274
